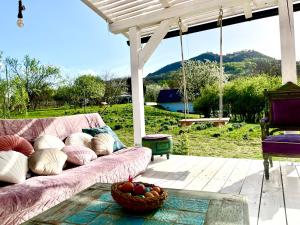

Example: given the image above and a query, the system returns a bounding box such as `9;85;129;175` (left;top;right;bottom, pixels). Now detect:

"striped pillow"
0;135;34;156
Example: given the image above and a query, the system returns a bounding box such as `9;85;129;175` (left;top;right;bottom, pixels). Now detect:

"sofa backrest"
0;113;105;142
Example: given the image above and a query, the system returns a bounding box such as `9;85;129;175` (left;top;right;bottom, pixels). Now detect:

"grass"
7;104;266;159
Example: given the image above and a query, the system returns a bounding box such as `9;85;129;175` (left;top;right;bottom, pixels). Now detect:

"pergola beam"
109;0;248;34
160;0;172;8
139;19;174;67
243;0;253;19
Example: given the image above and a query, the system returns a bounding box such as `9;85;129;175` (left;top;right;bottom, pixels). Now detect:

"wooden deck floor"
135;155;300;225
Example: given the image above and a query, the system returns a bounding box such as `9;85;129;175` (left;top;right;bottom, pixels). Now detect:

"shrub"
172;133;189;155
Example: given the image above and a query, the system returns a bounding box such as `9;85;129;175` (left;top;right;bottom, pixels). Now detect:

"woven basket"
111;182;168;212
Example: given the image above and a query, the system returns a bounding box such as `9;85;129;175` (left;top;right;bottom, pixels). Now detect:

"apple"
152;187;161;194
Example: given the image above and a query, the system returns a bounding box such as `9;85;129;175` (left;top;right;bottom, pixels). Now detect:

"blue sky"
0;0;299;78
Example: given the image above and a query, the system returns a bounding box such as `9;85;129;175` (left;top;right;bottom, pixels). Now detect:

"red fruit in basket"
152;186;161;194
145;192;155;198
133;184;146;195
120;182;134;193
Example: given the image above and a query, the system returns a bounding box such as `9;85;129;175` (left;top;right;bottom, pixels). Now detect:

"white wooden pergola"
82;0;299;146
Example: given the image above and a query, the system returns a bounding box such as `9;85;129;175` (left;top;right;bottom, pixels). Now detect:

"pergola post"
278;0;297;84
129;27;145;146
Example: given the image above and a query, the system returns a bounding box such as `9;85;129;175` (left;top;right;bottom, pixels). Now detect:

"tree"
102;73;128;104
145;83;167;102
73;74;105;106
5;55;61;109
172;60;221;101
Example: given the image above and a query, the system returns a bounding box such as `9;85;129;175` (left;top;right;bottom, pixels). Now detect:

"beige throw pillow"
34;135;65;151
65;133;93;149
29;148;67;175
0;151;28;184
91;133;114;156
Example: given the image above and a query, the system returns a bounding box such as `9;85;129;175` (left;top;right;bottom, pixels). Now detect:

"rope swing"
178;3;229;127
178;18;189;119
218;7;224;119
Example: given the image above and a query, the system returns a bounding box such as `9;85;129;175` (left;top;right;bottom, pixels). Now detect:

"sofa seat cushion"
0;147;151;225
262;134;300;155
62;145;97;165
0;135;34;156
0;151;28;184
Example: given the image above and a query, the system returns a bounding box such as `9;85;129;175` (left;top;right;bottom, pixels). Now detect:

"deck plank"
280;161;300;225
184;157;228;191
240;160;264;225
220;159;252;194
258;161;286;225
202;158;239;192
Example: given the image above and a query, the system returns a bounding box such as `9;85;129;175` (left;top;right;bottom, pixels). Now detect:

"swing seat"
179;118;230;127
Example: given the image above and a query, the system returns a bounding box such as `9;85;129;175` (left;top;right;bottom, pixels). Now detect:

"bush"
172;133;189;155
224;75;281;122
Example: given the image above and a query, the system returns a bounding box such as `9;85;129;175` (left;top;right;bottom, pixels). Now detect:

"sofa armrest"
260;117;270;140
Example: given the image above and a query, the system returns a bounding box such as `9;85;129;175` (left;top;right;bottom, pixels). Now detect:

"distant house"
157;89;194;113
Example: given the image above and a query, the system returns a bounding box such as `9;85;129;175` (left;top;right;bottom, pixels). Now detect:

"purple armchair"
261;82;300;180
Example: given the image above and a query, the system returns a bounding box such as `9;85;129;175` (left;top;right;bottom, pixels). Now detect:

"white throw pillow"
34;135;65;151
65;133;93;149
29;148;67;175
91;133;114;156
0;151;28;184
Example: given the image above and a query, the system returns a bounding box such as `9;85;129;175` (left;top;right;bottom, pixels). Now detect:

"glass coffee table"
23;183;249;225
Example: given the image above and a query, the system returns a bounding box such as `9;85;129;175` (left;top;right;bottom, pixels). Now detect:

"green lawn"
8;104;265;159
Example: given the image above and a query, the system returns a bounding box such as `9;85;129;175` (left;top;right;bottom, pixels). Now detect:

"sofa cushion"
83;126;125;151
62;145;97;165
262;134;300;155
0;135;34;156
29;148;67;175
91;133;115;156
34;135;65;151
65;133;93;149
0;151;28;184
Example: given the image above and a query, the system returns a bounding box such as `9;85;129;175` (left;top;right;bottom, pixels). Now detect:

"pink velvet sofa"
0;113;151;225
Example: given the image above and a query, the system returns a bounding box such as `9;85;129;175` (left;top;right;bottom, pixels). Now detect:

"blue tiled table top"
23;183;249;225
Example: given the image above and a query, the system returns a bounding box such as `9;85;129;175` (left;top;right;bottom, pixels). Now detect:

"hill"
145;50;280;82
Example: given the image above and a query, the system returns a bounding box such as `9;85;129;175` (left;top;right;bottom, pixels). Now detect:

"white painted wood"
258;161;286;225
129;27;145;146
109;0;252;33
160;0;172;8
243;0;253;19
81;0;114;23
240;160;264;225
278;0;297;84
202;158;239;192
171;157;216;189
140;19;174;67
220;159;252;194
280;161;300;225
185;157;228;191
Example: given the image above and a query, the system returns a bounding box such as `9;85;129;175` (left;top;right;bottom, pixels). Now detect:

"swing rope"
218;7;224;119
178;18;189;119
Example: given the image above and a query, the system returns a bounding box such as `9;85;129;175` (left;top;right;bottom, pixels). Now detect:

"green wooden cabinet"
142;135;173;161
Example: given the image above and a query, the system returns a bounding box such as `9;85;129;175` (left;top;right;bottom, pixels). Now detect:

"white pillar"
129;27;145;146
278;0;297;84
